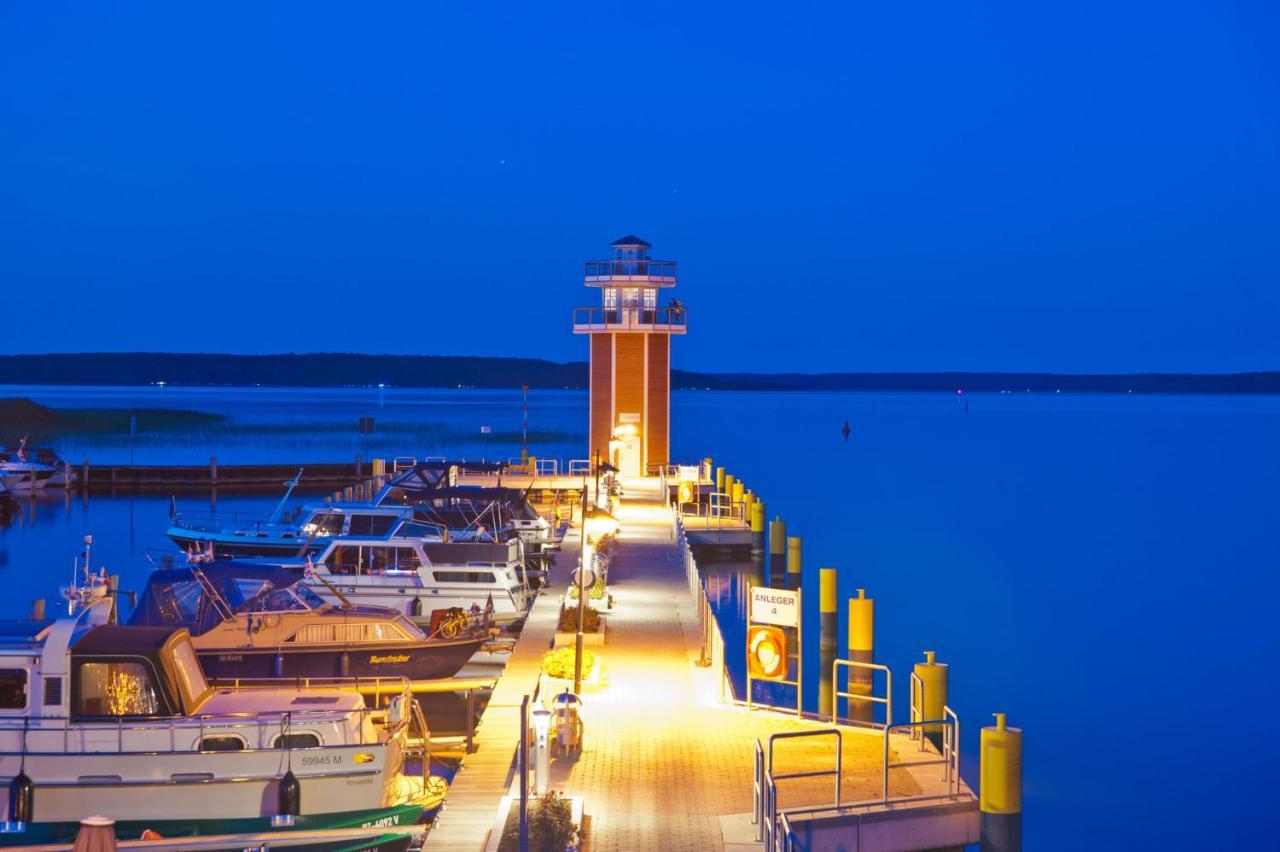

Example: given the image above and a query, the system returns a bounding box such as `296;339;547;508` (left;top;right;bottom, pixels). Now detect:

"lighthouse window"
603;288;618;307
0;669;27;710
644;289;656;307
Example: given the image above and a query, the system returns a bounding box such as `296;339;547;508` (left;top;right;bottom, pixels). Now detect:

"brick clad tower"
572;236;686;477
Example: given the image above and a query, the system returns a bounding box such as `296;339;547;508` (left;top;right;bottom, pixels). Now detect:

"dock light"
583;506;620;543
747;626;787;680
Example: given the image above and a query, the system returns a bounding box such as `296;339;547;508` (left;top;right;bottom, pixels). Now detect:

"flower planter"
552;630;604;649
486;793;585;852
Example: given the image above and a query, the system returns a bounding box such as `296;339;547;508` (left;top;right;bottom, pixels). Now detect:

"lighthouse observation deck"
583;256;677;285
572;304;687;334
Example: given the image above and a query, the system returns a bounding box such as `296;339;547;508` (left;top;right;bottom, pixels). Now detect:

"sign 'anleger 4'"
750;587;799;627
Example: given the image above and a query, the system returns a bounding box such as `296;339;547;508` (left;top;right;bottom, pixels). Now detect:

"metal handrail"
572;306;687;331
583;259;677;279
832;659;892;729
882;709;961;803
756;729;843;844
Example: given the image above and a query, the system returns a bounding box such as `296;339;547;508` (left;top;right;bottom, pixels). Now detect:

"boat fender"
410;596;423;618
339;651;350;678
273;651;285;678
278;769;301;821
7;770;33;826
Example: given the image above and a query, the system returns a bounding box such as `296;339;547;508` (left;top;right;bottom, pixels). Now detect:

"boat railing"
169;510;277;533
0;696;406;753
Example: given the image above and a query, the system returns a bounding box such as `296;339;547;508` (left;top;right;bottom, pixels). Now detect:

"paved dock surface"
430;476;956;851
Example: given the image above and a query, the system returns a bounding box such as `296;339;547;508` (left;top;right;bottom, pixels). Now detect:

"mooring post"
848;589;875;722
914;650;949;751
82;458;90;490
819;568;838;718
750;500;766;555
786;536;802;591
210;456;218;486
980;713;1022;852
355;455;363;478
768;516;786;587
30;599;45;621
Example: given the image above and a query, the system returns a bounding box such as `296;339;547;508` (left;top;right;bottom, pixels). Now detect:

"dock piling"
848;588;874;722
980;713;1022;852
819;568;838;717
210;456;218;486
914;650;949;750
768;515;786;587
715;466;725;491
786;536;802;591
750;500;766;554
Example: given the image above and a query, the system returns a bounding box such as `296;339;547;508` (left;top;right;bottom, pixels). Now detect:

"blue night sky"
1;1;1276;373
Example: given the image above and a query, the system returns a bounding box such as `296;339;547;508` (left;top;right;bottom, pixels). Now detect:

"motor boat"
0;600;438;845
0;442;57;493
129;562;488;681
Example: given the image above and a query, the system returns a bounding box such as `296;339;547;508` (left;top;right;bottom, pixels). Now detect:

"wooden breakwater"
76;458;373;494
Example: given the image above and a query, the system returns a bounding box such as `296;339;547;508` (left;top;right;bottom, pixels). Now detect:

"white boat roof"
198;688;366;716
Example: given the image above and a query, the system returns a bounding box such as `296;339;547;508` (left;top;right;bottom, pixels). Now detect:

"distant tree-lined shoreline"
0;353;1275;394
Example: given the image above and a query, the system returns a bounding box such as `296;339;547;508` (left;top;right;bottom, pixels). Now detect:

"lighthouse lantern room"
572;236;687;477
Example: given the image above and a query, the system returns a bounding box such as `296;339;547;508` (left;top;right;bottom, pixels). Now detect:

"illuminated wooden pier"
425;476;980;850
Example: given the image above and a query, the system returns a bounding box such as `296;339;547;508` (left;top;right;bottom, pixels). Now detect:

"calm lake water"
2;385;1276;850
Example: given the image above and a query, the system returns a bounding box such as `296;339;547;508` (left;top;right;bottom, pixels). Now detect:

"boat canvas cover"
131;563;305;635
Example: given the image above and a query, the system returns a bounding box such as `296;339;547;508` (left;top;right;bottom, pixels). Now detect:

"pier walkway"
430;476;967;851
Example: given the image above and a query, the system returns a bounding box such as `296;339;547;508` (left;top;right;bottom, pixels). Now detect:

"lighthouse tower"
573;236;687;477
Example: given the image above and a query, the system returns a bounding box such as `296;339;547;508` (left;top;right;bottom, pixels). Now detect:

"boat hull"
0;803;423;846
196;637;486;681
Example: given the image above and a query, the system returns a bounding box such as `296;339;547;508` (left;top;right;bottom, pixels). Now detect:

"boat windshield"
244;583;327;613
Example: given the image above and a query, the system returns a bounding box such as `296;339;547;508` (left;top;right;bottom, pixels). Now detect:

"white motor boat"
0;600;436;845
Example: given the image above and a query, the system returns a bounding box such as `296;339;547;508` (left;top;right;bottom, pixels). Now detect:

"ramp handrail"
831;659;892;729
754;729;843;847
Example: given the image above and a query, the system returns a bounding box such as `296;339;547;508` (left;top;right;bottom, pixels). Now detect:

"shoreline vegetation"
0;398;581;447
0;398;226;444
0;352;1277;394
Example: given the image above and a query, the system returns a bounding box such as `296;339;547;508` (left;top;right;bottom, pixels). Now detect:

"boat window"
275;733;321;748
287;622;410;643
303;513;345;537
396;521;441;540
433;571;497;584
349;514;396;536
295;585;327;609
170;639;210;709
199;735;246;752
76;662;160;716
254;588;309;612
0;669;27;710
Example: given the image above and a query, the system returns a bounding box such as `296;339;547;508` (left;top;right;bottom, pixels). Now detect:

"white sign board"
751;587;799;628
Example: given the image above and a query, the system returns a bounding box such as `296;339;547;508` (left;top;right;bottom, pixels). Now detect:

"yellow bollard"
847;588;874;722
913;650;949;750
980;713;1022;852
724;473;736;497
750;501;765;533
715;466;726;491
731;480;744;506
769;516;786;554
785;536;802;591
819;568;838;717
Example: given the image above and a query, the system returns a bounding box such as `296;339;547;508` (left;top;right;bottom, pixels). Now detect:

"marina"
0;238;1024;850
